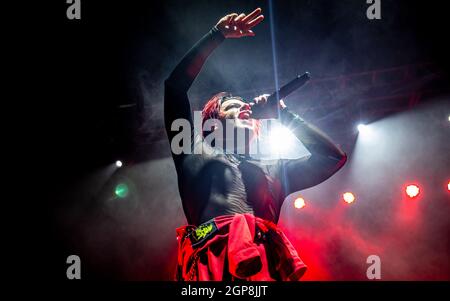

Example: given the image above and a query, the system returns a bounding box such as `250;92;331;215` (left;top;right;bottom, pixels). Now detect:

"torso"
177;148;285;226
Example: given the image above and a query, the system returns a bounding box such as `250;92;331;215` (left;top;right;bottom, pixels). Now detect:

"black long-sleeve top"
164;27;347;226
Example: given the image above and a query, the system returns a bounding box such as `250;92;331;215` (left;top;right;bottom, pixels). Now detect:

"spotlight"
115;183;129;198
447;181;449;192
294;197;306;209
115;160;123;168
269;125;295;154
405;184;420;198
357;124;368;133
343;192;355;204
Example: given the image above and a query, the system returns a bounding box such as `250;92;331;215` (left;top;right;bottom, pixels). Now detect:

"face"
219;97;256;128
217;97;258;147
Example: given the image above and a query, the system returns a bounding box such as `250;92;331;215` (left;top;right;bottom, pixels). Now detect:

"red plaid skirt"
175;213;307;281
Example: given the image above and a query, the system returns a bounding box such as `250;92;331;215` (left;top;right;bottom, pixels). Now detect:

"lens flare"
405;184;420;198
343;192;355;204
115;183;129;198
294;197;306;209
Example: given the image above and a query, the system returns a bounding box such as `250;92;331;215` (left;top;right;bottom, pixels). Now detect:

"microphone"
250;72;311;119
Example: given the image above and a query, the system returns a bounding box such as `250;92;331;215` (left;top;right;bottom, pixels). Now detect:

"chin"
235;118;255;130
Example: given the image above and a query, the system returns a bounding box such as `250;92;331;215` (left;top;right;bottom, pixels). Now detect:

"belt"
187;219;218;248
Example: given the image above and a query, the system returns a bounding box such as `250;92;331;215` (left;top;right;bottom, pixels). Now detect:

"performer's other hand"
250;94;286;119
216;8;264;38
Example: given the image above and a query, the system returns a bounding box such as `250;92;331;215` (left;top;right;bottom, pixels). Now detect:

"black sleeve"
164;27;225;155
278;107;347;195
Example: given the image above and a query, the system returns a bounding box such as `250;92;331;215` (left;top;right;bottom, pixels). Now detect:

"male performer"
164;8;347;281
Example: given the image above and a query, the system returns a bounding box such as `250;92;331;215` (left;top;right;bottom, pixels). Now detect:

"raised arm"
164;27;224;143
278;107;347;194
164;9;265;146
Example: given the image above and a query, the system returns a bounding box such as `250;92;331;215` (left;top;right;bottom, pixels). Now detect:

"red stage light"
405;184;420;198
343;192;355;204
294;197;306;209
447;181;450;192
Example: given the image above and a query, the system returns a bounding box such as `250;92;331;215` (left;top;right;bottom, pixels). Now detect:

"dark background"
24;0;449;280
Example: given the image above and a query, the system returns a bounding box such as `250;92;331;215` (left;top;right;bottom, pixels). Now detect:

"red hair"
201;92;228;130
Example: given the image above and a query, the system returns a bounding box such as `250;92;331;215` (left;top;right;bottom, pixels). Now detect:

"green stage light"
115;183;129;198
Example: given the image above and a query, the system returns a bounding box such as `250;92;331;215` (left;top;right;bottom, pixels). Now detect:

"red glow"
343;192;355;204
405;184;420;198
294;197;306;209
447;181;450;191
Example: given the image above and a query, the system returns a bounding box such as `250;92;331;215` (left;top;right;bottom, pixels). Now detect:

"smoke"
52;1;449;280
280;99;449;280
66;99;448;280
63;158;183;280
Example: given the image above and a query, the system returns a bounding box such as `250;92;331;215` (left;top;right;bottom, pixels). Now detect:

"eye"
224;103;241;111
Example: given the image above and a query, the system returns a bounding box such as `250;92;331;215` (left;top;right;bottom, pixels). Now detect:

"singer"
164;8;347;281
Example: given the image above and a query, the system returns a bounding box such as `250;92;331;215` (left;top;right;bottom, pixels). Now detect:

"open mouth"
238;110;252;119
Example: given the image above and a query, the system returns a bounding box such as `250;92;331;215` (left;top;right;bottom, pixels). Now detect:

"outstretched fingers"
217;9;263;38
241;8;262;23
246;15;264;28
234;13;246;22
227;13;238;24
233;8;264;29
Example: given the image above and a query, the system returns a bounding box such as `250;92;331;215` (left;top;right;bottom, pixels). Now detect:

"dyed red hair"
201;92;228;133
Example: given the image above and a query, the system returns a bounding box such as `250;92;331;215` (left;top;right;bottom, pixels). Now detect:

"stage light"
269;125;295;153
405;184;420;198
115;183;129;198
357;124;368;133
115;160;123;168
447;181;449;191
294;197;306;209
343;192;355;204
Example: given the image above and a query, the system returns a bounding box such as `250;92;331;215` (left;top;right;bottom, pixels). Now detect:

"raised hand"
216;8;264;38
250;94;287;119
